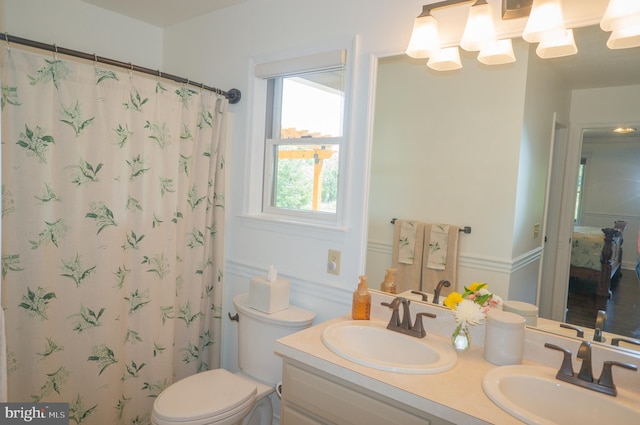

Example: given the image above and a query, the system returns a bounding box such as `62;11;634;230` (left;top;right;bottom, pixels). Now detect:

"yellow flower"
444;292;463;309
468;282;486;292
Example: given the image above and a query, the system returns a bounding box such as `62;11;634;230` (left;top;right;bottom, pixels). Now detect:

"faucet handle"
545;343;574;377
381;300;401;327
597;361;638;396
612;337;640;347
411;312;437;338
560;323;584;338
411;290;430;302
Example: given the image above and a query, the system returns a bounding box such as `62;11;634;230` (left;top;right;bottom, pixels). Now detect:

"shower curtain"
1;46;227;424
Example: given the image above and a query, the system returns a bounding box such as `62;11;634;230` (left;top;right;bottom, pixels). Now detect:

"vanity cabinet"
280;359;455;425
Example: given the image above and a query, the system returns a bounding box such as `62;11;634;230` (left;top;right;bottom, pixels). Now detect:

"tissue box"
248;275;290;314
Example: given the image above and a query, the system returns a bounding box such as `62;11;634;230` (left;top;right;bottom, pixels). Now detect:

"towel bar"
390;218;471;234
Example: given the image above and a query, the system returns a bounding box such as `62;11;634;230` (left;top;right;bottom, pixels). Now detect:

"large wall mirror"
365;24;640;352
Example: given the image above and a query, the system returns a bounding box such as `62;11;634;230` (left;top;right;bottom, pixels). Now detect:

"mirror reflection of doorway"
564;127;640;338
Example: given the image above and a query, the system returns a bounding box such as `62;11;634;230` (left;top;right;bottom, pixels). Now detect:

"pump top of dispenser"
357;275;369;293
380;268;397;294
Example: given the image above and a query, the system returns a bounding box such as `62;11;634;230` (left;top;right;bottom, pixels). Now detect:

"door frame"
537;115;569;319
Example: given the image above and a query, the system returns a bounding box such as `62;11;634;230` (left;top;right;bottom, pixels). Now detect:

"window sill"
237;213;350;242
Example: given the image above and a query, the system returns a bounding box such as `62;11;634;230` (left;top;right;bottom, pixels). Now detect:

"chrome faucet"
576;341;593;382
545;341;638;396
381;297;436;338
594;310;607;342
432;279;451;305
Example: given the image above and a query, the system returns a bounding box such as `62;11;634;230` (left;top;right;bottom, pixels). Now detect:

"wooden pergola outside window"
277;146;336;211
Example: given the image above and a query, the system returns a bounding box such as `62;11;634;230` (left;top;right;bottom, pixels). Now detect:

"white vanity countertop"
275;314;527;425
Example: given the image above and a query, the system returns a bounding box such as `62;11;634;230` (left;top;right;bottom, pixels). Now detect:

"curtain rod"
1;32;241;104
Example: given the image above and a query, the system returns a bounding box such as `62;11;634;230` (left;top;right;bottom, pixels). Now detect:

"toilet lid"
153;369;257;423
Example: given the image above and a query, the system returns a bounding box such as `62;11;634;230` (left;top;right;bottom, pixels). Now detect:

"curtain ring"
129;62;133;78
4;33;9;51
53;43;58;60
93;53;98;69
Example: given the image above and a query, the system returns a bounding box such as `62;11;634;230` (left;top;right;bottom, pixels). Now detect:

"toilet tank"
233;293;315;386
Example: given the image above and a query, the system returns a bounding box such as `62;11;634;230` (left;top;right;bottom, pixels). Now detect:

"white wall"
571;85;640;122
0;0;163;70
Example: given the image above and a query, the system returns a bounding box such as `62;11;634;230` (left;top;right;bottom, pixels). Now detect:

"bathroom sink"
482;364;640;425
321;320;457;374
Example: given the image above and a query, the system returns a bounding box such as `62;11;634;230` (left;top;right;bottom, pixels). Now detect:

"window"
574;157;587;224
257;51;346;223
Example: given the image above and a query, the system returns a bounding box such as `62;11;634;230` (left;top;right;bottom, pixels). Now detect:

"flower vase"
451;323;471;351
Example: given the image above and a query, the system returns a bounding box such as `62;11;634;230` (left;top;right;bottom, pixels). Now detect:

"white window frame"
248;44;353;228
263;136;342;223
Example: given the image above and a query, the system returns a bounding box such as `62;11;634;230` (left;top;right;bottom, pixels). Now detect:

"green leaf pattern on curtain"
1;46;227;424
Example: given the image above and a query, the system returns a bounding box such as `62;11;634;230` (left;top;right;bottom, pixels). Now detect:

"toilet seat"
152;369;257;425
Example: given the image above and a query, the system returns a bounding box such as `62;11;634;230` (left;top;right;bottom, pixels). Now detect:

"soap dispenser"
352;275;371;320
380;268;397;294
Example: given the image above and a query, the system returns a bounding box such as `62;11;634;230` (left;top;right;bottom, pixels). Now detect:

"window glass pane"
280;71;344;138
273;144;339;213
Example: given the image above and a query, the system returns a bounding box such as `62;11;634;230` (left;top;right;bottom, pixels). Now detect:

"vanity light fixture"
406;0;640;71
600;0;640;49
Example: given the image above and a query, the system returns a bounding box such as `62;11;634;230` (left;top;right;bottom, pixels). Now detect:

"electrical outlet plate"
327;249;341;275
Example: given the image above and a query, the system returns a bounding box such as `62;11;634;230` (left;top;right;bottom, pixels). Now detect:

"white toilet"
151;293;315;425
